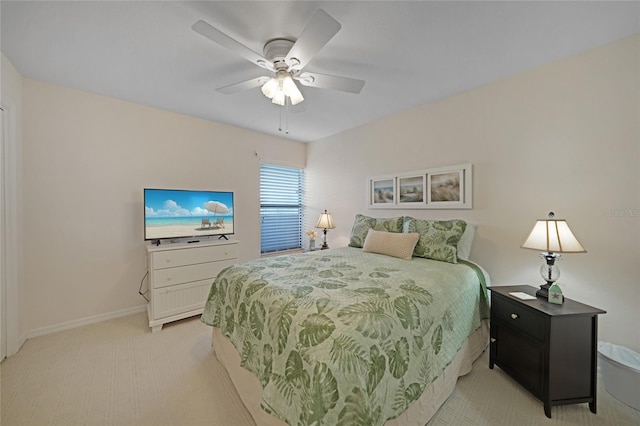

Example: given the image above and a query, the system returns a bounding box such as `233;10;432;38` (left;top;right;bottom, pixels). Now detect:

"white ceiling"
2;1;638;142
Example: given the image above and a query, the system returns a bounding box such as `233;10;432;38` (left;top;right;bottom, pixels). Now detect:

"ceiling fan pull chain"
278;98;290;134
285;99;289;134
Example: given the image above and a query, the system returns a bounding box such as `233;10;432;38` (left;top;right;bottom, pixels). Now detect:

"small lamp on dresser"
315;210;336;250
521;212;586;299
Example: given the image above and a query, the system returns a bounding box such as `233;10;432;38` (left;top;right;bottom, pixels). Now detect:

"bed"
201;217;490;425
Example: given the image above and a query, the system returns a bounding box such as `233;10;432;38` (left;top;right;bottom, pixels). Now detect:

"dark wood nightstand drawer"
492;296;545;342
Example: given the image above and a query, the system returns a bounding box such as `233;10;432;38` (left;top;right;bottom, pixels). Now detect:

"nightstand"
488;285;606;418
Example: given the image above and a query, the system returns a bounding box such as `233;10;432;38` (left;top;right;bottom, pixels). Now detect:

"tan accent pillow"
362;229;420;260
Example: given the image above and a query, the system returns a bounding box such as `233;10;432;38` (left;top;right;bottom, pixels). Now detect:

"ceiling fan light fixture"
288;90;304;106
261;77;279;99
282;75;304;105
272;91;286;106
261;72;304;106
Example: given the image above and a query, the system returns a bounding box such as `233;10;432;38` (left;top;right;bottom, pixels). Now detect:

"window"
260;163;304;254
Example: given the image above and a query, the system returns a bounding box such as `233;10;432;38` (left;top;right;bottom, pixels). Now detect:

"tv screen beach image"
144;189;234;240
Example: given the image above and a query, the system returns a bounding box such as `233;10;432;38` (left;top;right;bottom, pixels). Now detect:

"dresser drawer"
152;258;235;289
152;244;238;269
492;296;545;342
152;279;211;319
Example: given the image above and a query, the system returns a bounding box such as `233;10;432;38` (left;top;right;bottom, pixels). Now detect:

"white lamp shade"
288;89;304;105
522;219;586;253
315;211;335;229
272;91;286;106
261;78;279;99
282;76;304;105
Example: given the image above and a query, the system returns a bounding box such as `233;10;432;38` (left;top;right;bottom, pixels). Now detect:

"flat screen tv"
144;188;234;242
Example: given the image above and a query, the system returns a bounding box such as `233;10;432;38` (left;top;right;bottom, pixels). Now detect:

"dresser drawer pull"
510;313;519;320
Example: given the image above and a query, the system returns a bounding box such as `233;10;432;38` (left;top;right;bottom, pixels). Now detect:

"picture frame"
398;174;426;206
427;166;465;208
369;177;396;208
368;164;472;209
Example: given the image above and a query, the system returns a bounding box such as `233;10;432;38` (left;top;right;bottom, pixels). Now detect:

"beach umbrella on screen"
204;201;229;215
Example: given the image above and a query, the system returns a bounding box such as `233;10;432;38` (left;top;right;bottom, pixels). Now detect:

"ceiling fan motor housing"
263;39;296;70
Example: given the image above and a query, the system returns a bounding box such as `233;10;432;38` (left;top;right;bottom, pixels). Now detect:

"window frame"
259;163;305;255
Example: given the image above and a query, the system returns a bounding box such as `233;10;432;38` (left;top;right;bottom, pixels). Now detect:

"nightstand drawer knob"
510;313;519;320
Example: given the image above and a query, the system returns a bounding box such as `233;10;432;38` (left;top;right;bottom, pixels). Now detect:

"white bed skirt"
212;319;489;426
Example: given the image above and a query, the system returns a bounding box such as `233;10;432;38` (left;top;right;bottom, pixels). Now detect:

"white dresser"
145;240;238;332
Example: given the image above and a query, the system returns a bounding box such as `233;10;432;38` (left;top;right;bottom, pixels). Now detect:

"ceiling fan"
192;9;365;106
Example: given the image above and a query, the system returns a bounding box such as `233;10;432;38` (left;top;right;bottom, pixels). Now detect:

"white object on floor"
598;341;640;411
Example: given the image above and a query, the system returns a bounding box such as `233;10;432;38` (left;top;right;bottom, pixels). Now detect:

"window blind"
260;164;304;254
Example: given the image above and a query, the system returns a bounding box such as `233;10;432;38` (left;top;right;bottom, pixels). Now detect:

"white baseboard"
24;305;147;341
16;334;28;356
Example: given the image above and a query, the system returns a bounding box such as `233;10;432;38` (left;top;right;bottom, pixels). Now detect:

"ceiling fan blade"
192;20;274;71
296;72;365;94
217;76;271;95
285;9;341;71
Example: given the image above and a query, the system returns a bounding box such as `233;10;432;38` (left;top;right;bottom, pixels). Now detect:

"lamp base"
320;229;329;250
536;284;551;299
536;283;565;302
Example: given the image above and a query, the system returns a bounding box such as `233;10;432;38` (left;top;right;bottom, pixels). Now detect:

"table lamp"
521;212;586;298
315;209;336;250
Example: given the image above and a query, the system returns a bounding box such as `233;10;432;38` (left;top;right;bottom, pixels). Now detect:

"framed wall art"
398;174;426;206
370;177;396;207
427;165;468;208
368;164;472;209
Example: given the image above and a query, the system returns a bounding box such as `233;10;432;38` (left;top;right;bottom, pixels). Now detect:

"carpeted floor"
2;312;639;426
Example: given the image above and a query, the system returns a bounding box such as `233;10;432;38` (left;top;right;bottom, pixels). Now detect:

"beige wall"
19;79;305;335
4;35;639;352
306;35;640;352
1;53;24;354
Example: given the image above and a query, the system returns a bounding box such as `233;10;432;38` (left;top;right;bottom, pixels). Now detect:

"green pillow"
404;218;467;263
348;214;403;248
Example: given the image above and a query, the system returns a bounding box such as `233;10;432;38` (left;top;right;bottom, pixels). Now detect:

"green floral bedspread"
201;247;489;425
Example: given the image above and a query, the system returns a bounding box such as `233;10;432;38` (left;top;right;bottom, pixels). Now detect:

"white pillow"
362;229;420;260
457;223;476;260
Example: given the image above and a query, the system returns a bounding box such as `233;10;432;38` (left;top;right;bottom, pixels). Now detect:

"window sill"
261;248;304;258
